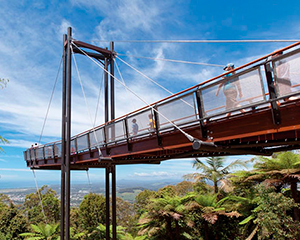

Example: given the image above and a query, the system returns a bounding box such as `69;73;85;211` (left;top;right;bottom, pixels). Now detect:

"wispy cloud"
133;171;178;178
0;168;30;172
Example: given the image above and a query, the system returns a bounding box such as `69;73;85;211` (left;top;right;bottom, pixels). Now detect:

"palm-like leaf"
186;157;246;193
20;223;60;240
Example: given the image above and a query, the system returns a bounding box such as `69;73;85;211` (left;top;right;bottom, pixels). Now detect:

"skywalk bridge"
22;28;300;240
24;41;300;170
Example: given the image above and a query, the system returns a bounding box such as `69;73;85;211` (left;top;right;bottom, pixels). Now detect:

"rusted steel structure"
24;31;300;240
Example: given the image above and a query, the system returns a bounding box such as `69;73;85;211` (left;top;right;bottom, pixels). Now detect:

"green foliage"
253;152;300;171
0;132;9;153
134;189;157;216
0;78;9;89
240;185;300;240
250;152;300;221
77;193;106;233
138;193;194;240
1;152;300;240
23;185;60;224
20;223;60;240
116;197;136;231
186;192;241;240
88;223;126;240
184;157;246;193
0;199;28;240
174;181;195;196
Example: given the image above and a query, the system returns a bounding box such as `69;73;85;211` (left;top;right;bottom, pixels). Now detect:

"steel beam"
106;167;110;240
65;27;72;240
60;33;67;240
265;62;281;125
112;165;117;240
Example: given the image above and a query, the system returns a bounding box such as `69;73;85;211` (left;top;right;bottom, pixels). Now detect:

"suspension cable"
116;55;174;95
86;170;93;193
32;170;47;224
117;54;224;67
71;47;103;157
93;39;300;43
115;59;146;129
86;170;103;239
114;59;138;110
72;42;195;142
93;71;104;127
116;55;194;109
38;56;63;144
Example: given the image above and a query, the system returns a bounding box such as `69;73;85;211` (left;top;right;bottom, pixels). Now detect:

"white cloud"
133;171;178;178
1;140;34;149
0;168;30;172
57;19;74;41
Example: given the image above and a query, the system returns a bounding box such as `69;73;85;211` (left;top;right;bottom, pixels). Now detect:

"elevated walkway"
24;41;300;170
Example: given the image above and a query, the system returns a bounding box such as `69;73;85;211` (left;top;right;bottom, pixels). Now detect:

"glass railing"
24;46;300;163
200;66;266;118
272;51;300;99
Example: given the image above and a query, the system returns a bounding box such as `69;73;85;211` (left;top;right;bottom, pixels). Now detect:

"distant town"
0;179;181;206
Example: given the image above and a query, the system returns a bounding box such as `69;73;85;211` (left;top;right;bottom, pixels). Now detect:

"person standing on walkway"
216;63;245;117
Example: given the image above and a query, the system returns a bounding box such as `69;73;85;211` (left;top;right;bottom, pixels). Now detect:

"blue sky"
1;0;300;188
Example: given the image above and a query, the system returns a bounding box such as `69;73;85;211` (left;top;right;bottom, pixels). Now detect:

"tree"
174;181;194;196
19;223;60;240
239;184;300;240
23;185;60;224
78;193;106;233
0;195;28;240
249;152;300;221
134;189;157;216
138;193;194;240
186;193;241;240
88;223;126;240
116;197;136;232
184;157;246;193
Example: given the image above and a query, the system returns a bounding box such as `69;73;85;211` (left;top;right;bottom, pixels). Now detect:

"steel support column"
60;33;67;240
110;42;117;240
105;167;110;240
265;62;281;125
112;165;117;240
65;27;72;240
104;58;109;123
110;42;115;121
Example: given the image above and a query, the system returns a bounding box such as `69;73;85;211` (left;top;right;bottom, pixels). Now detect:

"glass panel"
26;150;30;161
157;93;198;129
77;134;89;151
30;149;35;160
45;145;54;158
37;147;44;160
105;120;126;143
89;128;105;147
71;139;76;154
24;151;28;161
127;109;153;136
273;51;300;99
54;143;61;157
201;68;265;117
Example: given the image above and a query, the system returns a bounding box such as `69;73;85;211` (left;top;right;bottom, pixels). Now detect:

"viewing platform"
24;41;300;170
